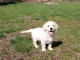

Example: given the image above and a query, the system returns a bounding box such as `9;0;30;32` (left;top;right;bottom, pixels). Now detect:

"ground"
0;2;80;60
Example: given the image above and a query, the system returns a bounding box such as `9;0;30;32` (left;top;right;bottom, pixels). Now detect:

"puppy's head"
43;21;58;35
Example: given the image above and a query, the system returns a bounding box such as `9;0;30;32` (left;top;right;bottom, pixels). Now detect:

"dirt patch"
0;32;63;60
0;32;24;60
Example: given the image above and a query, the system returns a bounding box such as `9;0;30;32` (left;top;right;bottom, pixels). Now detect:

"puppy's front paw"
41;48;46;51
48;47;53;50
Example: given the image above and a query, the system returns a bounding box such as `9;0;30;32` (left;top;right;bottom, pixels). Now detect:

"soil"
0;32;62;60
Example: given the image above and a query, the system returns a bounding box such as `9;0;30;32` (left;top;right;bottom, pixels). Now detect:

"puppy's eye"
48;25;49;27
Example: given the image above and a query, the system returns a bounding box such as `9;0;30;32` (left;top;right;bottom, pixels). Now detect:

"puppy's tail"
20;29;33;33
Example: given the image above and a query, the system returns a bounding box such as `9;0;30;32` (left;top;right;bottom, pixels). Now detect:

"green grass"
10;36;34;53
0;2;80;34
0;32;4;38
0;2;80;21
0;2;80;60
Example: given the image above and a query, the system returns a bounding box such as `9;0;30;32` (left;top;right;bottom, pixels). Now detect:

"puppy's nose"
50;28;53;31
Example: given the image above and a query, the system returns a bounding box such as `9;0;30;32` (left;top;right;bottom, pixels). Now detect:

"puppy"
20;21;58;51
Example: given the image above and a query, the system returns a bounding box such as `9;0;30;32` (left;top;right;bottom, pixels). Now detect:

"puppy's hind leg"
33;39;38;48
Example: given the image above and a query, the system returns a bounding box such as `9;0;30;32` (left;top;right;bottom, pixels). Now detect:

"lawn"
0;2;80;60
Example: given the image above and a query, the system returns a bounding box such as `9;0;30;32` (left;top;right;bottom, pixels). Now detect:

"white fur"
20;21;58;51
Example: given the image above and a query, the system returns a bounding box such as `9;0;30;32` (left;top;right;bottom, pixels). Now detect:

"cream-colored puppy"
20;21;58;51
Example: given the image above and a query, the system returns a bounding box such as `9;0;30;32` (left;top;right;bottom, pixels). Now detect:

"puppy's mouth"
48;31;54;35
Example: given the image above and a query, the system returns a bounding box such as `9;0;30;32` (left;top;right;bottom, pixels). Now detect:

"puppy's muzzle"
50;28;53;31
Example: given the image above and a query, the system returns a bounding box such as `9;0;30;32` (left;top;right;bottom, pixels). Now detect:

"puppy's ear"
42;23;47;31
55;22;58;31
42;24;45;29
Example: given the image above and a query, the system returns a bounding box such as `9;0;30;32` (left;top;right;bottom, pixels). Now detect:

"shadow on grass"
0;1;21;6
46;41;63;49
52;41;63;48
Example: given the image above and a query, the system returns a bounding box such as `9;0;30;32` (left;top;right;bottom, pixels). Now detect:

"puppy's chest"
45;36;53;44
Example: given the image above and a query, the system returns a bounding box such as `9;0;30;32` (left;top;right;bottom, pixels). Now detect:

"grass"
0;32;4;38
0;2;80;34
10;36;34;53
0;2;80;60
0;2;80;21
